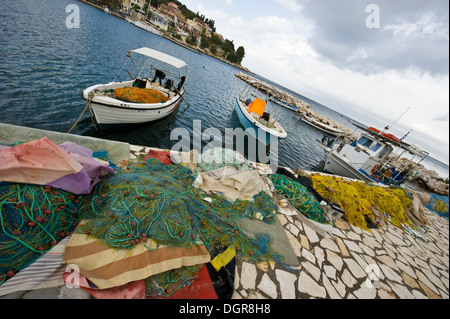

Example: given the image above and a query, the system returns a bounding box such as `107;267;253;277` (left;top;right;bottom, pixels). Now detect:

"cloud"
276;0;303;13
433;113;450;121
300;0;449;76
224;0;232;5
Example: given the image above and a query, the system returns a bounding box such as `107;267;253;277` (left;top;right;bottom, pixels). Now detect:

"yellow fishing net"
311;175;413;231
114;87;169;104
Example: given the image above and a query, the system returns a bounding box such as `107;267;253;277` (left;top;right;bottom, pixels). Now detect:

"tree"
235;46;245;64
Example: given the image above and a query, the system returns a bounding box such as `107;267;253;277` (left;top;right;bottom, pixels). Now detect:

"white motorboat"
82;47;189;129
323;122;428;186
300;113;345;137
133;20;161;36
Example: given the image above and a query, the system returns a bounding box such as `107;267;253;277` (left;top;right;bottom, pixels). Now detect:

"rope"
67;92;95;134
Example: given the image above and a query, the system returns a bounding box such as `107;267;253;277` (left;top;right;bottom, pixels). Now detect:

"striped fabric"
63;226;211;289
0;236;70;296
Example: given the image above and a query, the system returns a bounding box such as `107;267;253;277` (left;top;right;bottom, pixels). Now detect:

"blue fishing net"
0;183;80;284
77;158;283;263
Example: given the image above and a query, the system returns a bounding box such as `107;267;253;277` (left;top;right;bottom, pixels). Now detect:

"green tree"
235;46;245;64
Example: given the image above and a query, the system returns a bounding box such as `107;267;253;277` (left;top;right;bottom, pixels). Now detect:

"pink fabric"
47;142;114;194
0;137;83;185
63;270;146;299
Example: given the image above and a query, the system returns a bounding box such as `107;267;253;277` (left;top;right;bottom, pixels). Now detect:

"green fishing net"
145;265;202;298
77;158;282;263
0;183;80;284
196;148;254;173
269;174;334;225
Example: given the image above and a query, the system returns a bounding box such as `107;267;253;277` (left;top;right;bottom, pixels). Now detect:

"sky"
179;0;449;164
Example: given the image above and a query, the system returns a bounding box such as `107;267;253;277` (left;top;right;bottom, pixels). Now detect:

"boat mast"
382;106;411;134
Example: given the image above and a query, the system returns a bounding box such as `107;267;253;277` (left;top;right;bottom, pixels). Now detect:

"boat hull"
89;99;182;126
269;96;299;111
83;82;183;127
323;151;374;183
301;115;344;136
234;98;287;145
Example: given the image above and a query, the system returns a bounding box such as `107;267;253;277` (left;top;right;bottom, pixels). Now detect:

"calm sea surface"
1;0;448;179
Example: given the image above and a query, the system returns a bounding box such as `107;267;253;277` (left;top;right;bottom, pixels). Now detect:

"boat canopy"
350;121;429;158
130;47;188;69
248;98;266;117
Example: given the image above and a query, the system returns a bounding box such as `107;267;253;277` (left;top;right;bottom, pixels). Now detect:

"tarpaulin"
0;137;82;185
47;142;114;194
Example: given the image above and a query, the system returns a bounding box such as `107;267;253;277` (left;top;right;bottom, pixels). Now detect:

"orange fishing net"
311;175;413;231
114;87;169;104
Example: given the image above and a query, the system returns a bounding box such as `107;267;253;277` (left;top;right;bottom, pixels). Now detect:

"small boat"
82;47;189;129
234;84;287;144
300;113;344;137
133;20;161;36
323;121;429;186
268;96;299;111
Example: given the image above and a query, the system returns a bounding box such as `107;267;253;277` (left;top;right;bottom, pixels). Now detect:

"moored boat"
323;121;428;186
300;113;345;137
234;84;287;145
82;47;189;129
268;96;299;111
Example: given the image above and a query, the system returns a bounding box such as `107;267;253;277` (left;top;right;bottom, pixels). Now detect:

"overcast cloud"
302;0;449;75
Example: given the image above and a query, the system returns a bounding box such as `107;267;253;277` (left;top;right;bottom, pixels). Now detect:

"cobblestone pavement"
133;145;450;300
232;205;449;299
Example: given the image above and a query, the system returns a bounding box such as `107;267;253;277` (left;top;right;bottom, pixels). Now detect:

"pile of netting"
76;158;282;263
311;175;414;231
113;87;169;104
0;183;80;284
268;174;334;226
145;265;201;298
419;193;449;219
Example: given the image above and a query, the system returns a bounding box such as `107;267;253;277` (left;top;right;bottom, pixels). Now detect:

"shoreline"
78;0;252;73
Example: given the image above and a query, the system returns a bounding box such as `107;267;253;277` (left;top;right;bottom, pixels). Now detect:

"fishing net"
196;148;254;173
419;193;449;219
0;183;80;285
268;174;333;225
311;175;413;231
145;265;202;298
113;87;169;104
76;158;282;264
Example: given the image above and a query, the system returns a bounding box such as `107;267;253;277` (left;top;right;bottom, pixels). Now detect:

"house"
167;2;180;12
158;3;177;23
186;19;202;38
123;0;146;10
193;18;211;37
150;11;169;30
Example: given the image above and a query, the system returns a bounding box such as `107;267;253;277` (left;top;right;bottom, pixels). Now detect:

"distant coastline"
77;0;252;73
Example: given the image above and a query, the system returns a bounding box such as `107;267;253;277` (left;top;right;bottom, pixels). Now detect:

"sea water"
1;0;448;179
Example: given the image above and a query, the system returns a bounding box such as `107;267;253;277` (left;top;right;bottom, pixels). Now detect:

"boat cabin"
333;133;393;178
325;121;429;186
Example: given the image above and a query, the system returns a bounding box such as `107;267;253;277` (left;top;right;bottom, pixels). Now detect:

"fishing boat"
300;113;345;136
234;84;287;145
268;96;299;111
82;47;189;129
323;121;428;186
133;20;161;36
